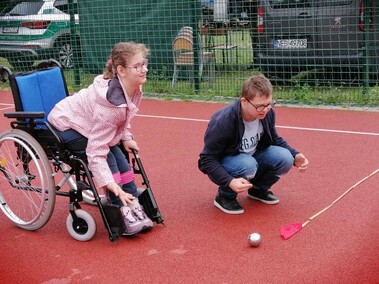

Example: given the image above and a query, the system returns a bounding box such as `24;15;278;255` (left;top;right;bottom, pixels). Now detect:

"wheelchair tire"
66;209;96;241
0;129;56;230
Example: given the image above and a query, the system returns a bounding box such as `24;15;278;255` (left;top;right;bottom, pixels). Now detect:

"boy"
198;75;309;214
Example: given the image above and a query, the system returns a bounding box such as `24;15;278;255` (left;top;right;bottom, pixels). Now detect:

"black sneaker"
248;188;279;205
214;194;244;214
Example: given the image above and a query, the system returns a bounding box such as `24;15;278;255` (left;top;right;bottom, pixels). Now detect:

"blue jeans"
52;127;137;205
106;145;137;205
219;146;294;199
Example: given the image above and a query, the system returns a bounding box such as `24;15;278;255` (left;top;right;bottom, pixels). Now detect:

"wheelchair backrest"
9;66;69;121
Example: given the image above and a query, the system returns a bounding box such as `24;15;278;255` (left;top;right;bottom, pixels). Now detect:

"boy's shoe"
120;206;144;236
248;188;279;205
128;199;153;231
214;194;244;214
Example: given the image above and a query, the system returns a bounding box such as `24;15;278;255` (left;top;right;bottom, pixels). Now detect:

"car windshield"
0;1;44;16
53;0;78;14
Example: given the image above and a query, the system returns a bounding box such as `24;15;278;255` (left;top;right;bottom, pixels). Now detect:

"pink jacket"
48;75;142;188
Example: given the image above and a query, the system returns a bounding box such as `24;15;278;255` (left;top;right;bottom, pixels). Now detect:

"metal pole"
69;0;80;85
362;0;370;94
192;1;201;92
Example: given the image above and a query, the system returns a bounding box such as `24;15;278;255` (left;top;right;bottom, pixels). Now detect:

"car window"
314;0;353;7
269;0;353;8
42;8;55;14
13;2;44;16
53;0;78;14
1;1;45;16
269;0;310;8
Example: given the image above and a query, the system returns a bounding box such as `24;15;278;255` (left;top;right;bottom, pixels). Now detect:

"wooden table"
200;27;238;64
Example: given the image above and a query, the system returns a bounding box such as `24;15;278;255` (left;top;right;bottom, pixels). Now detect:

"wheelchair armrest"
4;111;45;119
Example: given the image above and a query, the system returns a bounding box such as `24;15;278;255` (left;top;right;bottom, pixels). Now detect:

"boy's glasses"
246;99;276;112
127;59;148;72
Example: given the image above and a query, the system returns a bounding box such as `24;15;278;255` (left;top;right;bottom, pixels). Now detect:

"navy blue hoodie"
198;99;299;188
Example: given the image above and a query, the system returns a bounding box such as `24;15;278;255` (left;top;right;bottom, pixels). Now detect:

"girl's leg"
109;146;137;196
106;149;123;206
106;148;148;234
219;153;258;199
109;146;153;228
51;127;88;160
106;146;137;205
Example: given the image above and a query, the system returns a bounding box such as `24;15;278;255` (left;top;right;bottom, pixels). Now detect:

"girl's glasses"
127;59;148;72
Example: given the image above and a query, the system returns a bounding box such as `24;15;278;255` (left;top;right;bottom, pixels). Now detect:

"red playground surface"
0;90;378;283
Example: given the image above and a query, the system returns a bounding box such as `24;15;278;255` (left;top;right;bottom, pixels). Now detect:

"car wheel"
0;67;10;82
55;40;74;69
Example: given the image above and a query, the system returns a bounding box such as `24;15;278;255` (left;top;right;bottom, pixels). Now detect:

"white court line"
0;104;14;111
136;114;379;136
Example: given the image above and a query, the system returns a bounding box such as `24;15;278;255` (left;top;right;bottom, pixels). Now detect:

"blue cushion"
15;67;67;121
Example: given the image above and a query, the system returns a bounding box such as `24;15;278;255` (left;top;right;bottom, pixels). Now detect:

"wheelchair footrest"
102;204;126;239
138;188;164;224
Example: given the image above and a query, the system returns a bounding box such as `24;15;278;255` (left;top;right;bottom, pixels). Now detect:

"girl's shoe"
120;206;144;235
128;199;153;230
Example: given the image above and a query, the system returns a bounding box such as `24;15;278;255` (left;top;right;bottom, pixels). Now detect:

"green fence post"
69;0;80;86
192;1;201;92
362;0;371;95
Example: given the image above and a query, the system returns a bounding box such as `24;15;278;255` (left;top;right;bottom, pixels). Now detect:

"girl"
48;42;153;235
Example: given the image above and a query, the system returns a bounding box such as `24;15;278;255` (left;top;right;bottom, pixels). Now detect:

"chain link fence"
0;0;378;107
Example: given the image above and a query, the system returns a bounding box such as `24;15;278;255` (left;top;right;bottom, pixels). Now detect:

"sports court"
0;90;378;283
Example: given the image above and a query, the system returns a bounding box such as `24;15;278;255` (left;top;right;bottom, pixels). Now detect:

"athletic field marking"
0;103;14;111
136;114;379;136
0;107;14;111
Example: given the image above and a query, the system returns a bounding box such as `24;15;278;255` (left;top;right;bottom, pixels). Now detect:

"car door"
314;0;362;59
262;0;317;60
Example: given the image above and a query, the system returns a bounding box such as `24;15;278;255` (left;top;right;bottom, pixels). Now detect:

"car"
0;0;80;69
254;0;379;84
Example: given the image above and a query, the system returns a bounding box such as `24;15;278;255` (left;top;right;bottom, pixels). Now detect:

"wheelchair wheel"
66;209;96;241
0;129;56;230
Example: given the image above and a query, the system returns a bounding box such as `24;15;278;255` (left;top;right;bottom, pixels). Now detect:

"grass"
1;28;379;111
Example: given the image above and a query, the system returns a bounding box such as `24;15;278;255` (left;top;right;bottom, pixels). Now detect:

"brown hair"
103;41;150;79
241;75;273;100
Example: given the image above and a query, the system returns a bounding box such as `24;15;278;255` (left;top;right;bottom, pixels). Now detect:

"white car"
0;0;80;68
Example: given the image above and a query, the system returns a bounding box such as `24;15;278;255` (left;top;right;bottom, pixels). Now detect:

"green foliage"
1;55;378;109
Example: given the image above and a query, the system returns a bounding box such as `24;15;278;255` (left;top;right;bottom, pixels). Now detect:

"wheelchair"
0;60;164;242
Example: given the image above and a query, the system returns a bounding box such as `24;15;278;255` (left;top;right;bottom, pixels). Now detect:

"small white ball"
247;233;262;247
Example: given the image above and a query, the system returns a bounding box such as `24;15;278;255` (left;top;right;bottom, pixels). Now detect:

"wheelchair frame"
0;61;164;242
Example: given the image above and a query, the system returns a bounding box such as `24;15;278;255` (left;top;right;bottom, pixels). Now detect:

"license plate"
274;39;307;49
2;27;19;33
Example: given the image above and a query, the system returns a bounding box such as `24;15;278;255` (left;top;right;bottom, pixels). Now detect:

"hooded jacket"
48;75;142;188
198;99;299;188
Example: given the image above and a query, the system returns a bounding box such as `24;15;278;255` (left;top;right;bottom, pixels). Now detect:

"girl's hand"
122;140;139;153
106;182;135;206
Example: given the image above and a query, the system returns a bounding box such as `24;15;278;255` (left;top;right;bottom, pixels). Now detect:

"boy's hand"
229;178;252;193
294;153;309;171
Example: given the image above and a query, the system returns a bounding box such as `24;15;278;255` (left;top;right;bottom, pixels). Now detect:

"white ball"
247;233;262;247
